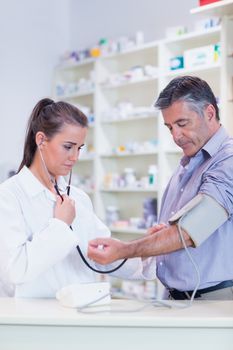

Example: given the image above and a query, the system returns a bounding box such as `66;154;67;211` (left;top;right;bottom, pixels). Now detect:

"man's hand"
147;223;167;235
88;237;127;264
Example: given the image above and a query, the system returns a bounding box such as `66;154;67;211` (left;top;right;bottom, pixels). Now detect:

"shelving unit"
190;1;233;134
52;11;233;240
190;0;233;16
52;59;96;198
93;42;159;239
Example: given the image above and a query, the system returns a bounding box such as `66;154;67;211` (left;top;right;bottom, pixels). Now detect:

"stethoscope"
39;146;127;274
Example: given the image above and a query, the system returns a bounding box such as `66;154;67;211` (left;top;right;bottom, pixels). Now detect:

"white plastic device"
56;282;111;308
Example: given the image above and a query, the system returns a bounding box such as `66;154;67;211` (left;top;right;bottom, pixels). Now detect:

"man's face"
162;100;218;157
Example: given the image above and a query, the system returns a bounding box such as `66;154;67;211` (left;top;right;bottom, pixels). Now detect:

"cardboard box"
199;0;221;6
184;44;220;69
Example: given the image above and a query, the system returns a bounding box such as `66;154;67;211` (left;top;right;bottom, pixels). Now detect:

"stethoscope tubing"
54;172;127;274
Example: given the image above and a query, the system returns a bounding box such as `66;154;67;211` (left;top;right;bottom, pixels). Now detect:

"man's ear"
35;132;46;148
206;104;216;121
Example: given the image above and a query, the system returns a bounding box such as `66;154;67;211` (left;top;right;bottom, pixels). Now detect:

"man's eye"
166;125;172;131
177;122;188;127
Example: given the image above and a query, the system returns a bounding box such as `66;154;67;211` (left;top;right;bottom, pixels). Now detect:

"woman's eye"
64;145;72;150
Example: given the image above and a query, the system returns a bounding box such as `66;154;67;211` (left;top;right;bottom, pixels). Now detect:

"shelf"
190;0;233;16
163;25;221;44
101;113;157;124
109;226;146;235
100;150;158;158
164;62;220;77
57;89;95;100
100;41;159;60
55;57;95;70
100;76;158;90
101;187;158;193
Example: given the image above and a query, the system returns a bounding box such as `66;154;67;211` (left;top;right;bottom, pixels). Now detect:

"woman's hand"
54;195;76;226
88;237;126;264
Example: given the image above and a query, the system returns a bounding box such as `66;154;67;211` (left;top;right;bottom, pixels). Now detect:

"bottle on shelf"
106;206;120;226
143;197;157;228
148;164;158;187
123;168;137;187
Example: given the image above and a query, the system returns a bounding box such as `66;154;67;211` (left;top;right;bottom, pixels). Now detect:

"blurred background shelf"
52;15;233;242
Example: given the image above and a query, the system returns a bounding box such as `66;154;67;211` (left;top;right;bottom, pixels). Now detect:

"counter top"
0;297;233;328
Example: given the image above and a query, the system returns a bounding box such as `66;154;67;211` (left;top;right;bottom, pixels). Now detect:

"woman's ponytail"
18;98;54;172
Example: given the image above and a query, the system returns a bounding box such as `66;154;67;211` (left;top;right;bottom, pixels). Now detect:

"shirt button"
171;211;175;215
159;262;163;266
180;188;184;192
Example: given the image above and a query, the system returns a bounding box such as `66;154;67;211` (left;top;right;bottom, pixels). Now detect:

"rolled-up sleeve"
95;256;157;280
200;153;233;217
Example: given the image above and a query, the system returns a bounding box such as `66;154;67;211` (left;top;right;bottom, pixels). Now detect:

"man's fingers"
147;223;167;235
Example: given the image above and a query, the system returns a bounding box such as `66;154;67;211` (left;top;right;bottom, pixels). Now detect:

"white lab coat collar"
18;166;68;201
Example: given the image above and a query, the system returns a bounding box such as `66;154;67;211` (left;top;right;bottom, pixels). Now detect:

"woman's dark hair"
18;98;88;172
154;76;220;121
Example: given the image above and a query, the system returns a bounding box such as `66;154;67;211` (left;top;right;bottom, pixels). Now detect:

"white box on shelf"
184;44;219;69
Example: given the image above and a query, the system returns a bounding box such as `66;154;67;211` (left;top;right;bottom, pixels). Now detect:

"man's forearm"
123;224;194;259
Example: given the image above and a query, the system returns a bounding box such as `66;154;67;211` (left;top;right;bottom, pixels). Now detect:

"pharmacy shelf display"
52;59;96;197
94;43;159;238
52;16;233;238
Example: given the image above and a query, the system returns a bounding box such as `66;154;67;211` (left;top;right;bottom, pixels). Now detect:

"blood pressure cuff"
168;193;229;247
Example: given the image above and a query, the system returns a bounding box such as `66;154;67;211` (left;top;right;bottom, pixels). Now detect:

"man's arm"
88;224;193;264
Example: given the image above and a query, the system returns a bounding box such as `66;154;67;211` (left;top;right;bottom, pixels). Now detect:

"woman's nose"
69;149;79;162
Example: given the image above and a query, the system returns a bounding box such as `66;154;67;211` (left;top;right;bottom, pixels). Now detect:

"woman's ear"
35;132;46;148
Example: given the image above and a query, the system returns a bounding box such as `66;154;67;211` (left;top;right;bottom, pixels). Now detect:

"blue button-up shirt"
157;126;233;291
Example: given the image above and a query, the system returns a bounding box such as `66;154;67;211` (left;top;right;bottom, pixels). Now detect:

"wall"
0;0;71;180
70;0;197;49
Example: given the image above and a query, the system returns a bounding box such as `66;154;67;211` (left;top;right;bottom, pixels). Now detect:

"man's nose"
172;126;182;142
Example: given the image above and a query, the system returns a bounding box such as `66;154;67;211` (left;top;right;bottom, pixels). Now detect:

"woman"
0;98;156;298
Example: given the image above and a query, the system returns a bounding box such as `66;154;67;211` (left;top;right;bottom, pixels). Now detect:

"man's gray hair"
155;76;219;120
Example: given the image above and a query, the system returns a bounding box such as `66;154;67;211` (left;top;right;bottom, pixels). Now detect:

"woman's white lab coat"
0;166;156;297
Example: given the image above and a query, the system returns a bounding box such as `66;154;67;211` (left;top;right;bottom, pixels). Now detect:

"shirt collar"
180;126;228;167
18;166;67;199
201;125;228;157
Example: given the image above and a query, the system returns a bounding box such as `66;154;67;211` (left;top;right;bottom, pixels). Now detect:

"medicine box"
184;44;220;69
169;56;184;71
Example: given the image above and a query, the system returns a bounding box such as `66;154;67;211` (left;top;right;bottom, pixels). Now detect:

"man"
88;76;233;300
